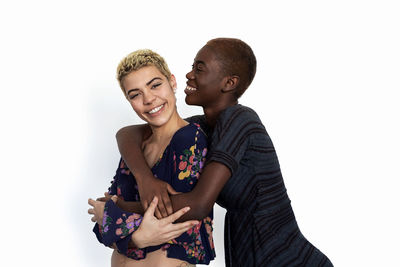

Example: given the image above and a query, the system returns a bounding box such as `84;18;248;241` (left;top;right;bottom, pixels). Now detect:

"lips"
184;85;197;94
148;104;164;114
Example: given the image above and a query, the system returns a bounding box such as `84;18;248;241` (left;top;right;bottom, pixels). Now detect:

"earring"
173;87;177;93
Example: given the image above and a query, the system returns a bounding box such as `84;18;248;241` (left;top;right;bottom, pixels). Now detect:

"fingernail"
184;207;190;212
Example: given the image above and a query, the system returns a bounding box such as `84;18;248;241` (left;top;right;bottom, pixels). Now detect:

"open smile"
148;104;164;115
184;85;197;94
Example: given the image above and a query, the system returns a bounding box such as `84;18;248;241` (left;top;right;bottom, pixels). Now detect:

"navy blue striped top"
190;104;333;267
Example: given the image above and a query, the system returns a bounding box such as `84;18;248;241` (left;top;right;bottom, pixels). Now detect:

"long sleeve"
93;159;146;259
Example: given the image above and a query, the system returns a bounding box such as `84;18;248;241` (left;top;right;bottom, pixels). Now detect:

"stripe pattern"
205;105;333;267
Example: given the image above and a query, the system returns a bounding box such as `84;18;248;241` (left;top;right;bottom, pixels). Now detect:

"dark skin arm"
97;194;145;214
116;125;231;222
116;124;177;218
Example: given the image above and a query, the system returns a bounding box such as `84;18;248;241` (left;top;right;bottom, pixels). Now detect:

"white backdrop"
1;1;399;266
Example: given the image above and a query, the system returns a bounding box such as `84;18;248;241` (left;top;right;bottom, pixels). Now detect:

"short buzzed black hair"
206;38;257;98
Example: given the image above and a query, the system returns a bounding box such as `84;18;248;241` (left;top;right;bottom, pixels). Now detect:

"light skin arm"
117;126;232;222
88;196;199;248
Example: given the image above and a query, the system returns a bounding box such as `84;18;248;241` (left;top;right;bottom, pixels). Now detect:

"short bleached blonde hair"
116;49;172;91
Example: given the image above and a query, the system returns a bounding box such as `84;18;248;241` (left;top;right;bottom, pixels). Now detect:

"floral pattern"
114;212;142;238
93;123;215;264
96;200;143;251
101;206;112;234
177;128;208;186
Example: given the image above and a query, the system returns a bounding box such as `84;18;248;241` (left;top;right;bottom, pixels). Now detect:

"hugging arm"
116;124;178;218
89;196;198;259
117;125;232;222
89;154;199;256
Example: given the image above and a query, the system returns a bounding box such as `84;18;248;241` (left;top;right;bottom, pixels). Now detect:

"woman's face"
184;45;225;108
122;65;177;127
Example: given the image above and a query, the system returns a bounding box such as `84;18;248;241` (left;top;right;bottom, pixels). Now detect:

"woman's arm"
117;125;232;222
96;194;144;214
169;161;231;221
130;197;200;248
88;197;199;248
116;124;178;218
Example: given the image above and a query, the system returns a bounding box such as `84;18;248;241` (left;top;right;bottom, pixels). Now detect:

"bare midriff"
111;249;195;267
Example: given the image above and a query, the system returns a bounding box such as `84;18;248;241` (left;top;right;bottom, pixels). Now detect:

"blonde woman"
88;50;215;266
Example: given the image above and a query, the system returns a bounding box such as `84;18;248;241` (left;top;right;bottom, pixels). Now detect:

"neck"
203;100;238;128
149;109;188;143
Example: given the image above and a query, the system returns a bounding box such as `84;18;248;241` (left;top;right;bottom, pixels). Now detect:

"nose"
186;69;194;80
142;90;156;105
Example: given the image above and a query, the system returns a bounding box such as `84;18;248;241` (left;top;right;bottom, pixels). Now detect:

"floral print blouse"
93;123;215;265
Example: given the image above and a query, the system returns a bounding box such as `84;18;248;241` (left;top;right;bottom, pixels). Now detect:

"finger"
165;221;200;239
143;196;158;218
88;198;96;207
164;206;191;224
169;220;200;231
91;216;97;222
157;199;168;218
96;197;107;202
162;189;174;216
154;207;162;219
111;195;118;203
167;184;179;195
104;192;110;197
88;208;95;215
142;200;149;211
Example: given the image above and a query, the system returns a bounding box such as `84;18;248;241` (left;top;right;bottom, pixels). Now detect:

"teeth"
149;104;164;114
186;85;197;91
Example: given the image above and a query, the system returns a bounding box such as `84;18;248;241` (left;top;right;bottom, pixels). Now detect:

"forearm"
168;192;208;222
117;200;144;215
98;200;144;253
169;161;231;222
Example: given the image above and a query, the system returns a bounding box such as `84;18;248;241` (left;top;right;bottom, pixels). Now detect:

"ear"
169;74;177;91
221;75;240;93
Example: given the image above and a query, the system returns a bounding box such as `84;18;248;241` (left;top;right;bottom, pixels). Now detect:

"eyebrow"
195;60;206;66
126;77;163;95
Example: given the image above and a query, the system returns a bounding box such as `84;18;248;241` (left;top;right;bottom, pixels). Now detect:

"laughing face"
122;65;177;127
184;45;226;108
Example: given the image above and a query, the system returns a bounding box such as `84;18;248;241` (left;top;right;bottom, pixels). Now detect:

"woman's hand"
137;177;177;219
131;196;199;248
87;195;118;224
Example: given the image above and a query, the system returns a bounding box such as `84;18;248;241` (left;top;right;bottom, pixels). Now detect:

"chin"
185;96;200;106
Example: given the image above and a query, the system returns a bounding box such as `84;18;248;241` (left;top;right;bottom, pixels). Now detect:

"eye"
151;83;161;89
192;64;202;72
128;92;140;99
195;64;204;73
128;94;138;100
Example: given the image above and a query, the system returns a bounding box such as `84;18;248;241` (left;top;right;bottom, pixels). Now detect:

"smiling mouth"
148;104;164;114
184;85;197;94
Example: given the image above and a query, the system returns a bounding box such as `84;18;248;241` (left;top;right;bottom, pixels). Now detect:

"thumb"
167;184;179;195
144;196;158;218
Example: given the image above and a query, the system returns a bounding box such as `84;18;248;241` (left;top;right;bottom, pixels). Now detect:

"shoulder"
185;114;206;126
171;123;207;149
215;104;265;136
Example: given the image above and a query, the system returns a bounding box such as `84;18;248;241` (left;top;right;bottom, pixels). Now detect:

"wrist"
135;174;156;188
131;229;146;249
